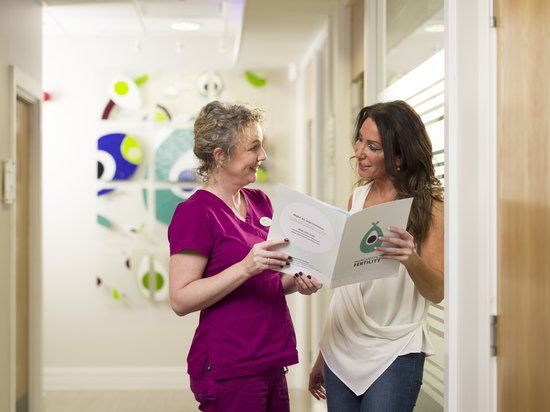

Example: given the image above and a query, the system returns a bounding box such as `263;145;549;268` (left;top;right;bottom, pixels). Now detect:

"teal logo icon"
360;221;384;253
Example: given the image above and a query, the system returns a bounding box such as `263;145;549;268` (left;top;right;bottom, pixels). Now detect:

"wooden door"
16;98;30;412
496;0;550;410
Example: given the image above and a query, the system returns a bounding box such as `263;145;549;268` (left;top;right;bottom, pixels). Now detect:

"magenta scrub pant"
190;367;290;412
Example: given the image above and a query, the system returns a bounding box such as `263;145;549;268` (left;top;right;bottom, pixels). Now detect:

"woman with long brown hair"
308;100;444;411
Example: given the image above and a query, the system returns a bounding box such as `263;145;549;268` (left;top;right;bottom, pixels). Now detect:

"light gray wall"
0;0;42;409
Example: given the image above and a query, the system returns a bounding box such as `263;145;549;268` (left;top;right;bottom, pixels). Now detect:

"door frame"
445;0;497;411
8;66;42;412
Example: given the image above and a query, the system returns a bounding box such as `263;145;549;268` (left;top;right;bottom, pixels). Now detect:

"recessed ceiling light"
424;23;444;33
171;21;201;31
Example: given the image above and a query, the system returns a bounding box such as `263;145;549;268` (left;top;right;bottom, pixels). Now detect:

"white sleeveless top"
319;183;435;395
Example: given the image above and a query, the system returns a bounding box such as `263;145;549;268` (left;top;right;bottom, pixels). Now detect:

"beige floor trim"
43;367;188;391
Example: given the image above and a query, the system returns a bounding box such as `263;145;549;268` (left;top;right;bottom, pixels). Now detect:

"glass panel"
377;0;444;93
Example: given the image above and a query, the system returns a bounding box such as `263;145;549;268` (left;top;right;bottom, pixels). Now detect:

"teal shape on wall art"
155;188;196;226
97;214;113;228
155;129;197;182
141;188;148;210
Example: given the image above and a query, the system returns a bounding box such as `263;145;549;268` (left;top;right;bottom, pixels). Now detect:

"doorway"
16;97;31;412
9;67;43;412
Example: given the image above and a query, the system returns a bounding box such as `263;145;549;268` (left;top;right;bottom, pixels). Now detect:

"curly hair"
193;101;264;181
352;100;444;248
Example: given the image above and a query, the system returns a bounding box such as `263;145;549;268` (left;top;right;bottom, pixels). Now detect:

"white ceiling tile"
138;0;222;18
47;3;144;35
42;0;334;68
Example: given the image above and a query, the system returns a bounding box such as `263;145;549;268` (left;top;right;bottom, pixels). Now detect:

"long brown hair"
352;100;443;247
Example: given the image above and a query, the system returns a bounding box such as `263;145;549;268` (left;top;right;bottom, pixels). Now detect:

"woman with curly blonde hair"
169;101;322;412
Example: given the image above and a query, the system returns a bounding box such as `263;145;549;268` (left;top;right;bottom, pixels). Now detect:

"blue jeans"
324;352;425;412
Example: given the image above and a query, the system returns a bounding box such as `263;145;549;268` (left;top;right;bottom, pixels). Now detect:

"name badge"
259;216;272;227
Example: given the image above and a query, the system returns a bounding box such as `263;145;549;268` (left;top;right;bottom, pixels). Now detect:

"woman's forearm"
171;263;250;316
404;252;444;303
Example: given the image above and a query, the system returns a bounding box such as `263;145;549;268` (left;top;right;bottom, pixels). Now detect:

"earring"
397;166;401;171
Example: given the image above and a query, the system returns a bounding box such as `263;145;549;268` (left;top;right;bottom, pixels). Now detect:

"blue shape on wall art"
97;133;142;181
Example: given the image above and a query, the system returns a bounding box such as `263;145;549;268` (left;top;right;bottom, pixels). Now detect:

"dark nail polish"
286;262;290;266
307;275;311;279
294;273;298;277
299;272;303;276
284;238;290;242
288;256;293;261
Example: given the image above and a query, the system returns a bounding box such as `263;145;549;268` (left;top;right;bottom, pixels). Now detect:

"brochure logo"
360;221;383;253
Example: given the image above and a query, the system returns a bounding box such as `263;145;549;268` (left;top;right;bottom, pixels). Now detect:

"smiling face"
354;117;388;181
218;123;267;187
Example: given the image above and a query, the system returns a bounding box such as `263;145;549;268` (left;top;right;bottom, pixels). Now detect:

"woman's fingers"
261;237;290;250
294;273;311;294
308;379;326;400
252;249;291;269
294;273;322;294
310;389;326;400
314;387;327;399
380;236;408;247
308;275;323;290
376;246;411;255
264;250;292;262
387;226;414;240
379;254;408;261
252;240;293;269
377;230;414;259
301;274;322;292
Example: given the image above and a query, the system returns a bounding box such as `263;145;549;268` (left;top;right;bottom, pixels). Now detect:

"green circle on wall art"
120;135;142;164
141;272;164;291
114;81;129;95
155;111;169;122
136;256;169;301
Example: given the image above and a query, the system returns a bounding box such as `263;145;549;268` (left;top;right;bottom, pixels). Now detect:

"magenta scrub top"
168;188;299;380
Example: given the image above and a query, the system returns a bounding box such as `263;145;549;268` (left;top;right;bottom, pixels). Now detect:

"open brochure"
267;184;413;288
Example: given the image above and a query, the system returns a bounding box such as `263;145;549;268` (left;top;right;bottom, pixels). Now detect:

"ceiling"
238;0;335;67
42;0;336;69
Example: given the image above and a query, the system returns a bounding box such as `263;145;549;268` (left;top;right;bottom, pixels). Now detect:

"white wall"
42;35;299;389
0;0;42;409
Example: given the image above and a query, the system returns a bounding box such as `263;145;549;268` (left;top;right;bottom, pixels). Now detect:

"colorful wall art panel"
154;187;196;226
245;70;268;88
95;69;282;306
109;76;142;110
136;255;169;301
155;128;198;183
102;74;148;119
97;133;142;181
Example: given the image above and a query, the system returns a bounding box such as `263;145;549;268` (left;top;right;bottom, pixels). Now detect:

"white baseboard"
43;367;189;391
